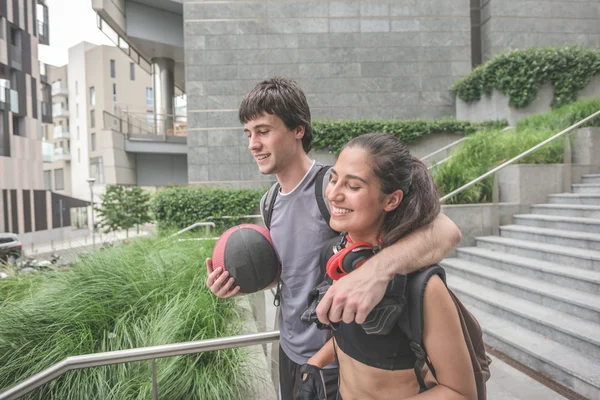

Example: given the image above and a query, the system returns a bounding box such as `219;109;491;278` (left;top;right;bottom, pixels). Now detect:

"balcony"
41;101;52;123
51;85;68;97
52;104;69;118
53;126;70;140
54;147;71;161
42;141;54;163
39;62;48;83
0;87;7;110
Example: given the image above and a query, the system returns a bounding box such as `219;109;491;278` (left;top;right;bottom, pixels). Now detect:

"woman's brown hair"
343;133;441;248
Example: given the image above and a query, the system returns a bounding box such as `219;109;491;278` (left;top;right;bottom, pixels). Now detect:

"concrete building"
43;43;159;206
92;0;600;190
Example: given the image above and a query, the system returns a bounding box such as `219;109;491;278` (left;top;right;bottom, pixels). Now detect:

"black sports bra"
320;236;415;371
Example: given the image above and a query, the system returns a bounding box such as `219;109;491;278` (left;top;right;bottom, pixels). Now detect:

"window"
78;148;81;163
89;87;95;106
75;81;78;95
54;169;64;190
90;157;104;184
113;83;117;103
0;17;4;40
110;59;116;78
90;110;95;128
76;103;79;117
146;87;153;107
130;63;135;80
51;80;61;93
77;126;80;139
91;133;96;151
9;27;20;46
43;170;52;190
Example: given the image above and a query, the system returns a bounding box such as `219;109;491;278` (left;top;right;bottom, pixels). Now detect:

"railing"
42;141;54;163
0;331;281;400
104;110;187;139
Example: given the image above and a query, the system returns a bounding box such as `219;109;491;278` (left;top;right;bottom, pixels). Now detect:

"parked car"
0;233;22;262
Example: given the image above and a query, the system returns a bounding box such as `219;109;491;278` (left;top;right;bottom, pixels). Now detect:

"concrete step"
573;183;600;194
513;214;600;234
476;236;600;272
440;258;600;323
548;193;600;206
465;305;600;399
582;174;600;184
448;275;600;361
500;224;600;252
456;246;600;294
530;204;600;219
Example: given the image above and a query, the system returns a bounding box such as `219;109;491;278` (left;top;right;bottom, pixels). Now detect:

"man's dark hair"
239;77;313;153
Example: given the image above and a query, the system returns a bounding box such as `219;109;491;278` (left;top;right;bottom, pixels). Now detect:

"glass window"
146;87;153;107
76;103;79;118
90;109;95;128
91;133;96;151
78;148;81;163
110;59;116;78
54;169;64;190
130;62;135;80
113;83;117;103
43;170;52;190
89;87;95;106
90;157;104;184
75;81;78;95
77;126;80;139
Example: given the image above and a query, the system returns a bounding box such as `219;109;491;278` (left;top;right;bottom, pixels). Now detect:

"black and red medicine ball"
212;224;281;294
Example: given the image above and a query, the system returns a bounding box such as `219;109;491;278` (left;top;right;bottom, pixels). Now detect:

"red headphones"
326;235;379;281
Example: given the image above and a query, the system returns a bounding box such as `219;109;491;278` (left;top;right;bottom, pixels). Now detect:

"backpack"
400;265;491;400
259;164;332;230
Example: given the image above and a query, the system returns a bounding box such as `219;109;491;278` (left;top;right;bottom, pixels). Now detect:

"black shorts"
279;346;339;400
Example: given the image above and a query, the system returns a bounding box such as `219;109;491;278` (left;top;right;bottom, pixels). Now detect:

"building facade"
43;43;154;204
0;0;55;235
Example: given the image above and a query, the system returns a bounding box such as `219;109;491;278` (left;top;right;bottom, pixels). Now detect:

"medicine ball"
212;224;281;293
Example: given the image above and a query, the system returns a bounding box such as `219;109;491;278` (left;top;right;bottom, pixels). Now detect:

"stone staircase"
440;173;600;399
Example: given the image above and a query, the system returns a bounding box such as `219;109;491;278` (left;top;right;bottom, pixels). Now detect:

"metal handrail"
0;331;280;400
168;222;216;238
421;137;466;162
440;110;600;203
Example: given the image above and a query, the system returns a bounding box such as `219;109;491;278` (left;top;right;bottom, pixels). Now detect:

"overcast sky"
39;0;114;67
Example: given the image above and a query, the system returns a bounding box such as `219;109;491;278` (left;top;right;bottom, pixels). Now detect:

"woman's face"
326;147;396;244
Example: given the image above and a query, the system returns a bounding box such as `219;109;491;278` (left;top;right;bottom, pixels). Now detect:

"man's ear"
383;189;404;212
294;125;305;140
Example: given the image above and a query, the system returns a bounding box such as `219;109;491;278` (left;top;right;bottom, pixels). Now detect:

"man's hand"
205;258;241;298
316;262;390;325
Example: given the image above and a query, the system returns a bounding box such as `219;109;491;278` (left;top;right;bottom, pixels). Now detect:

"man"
206;77;461;400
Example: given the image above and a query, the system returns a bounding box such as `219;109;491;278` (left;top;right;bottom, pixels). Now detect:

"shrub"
0;236;251;399
451;46;600;109
434;98;600;204
151;187;263;232
312;119;506;155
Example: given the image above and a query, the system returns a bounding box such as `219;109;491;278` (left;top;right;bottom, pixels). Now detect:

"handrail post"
151;359;158;400
563;134;572;193
492;173;500;236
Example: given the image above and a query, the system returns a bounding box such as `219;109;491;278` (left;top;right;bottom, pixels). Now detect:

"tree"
96;185;153;239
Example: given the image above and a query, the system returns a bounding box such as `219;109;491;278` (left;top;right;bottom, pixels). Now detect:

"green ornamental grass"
434;98;600;204
0;236;253;400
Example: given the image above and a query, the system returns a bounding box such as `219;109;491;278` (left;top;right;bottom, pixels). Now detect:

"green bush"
0;236;251;399
452;46;600;109
434;98;600;204
312;119;507;155
151;187;263;232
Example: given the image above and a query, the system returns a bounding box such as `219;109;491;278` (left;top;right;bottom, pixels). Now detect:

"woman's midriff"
336;341;420;400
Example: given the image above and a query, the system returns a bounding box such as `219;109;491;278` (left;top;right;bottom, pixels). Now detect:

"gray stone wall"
183;0;472;187
481;0;600;61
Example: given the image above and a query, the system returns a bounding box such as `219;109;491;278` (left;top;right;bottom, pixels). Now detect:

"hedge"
312;119;507;155
451;46;600;109
151;187;264;232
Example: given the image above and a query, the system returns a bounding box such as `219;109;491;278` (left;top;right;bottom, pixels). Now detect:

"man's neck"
276;154;314;194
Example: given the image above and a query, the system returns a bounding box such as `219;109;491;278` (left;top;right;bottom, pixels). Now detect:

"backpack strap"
260;181;280;230
315;165;332;227
401;265;446;393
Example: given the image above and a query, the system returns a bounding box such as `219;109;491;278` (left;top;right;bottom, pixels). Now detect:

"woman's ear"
383;189;403;212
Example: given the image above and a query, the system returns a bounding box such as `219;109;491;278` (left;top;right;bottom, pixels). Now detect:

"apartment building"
44;42;153;203
0;0;59;235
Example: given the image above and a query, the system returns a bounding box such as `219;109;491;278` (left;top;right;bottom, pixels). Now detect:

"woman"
301;133;477;400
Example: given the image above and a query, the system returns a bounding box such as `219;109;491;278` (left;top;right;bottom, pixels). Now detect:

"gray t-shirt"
270;161;339;366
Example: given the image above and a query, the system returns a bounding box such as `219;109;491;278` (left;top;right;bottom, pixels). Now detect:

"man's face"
244;113;304;175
